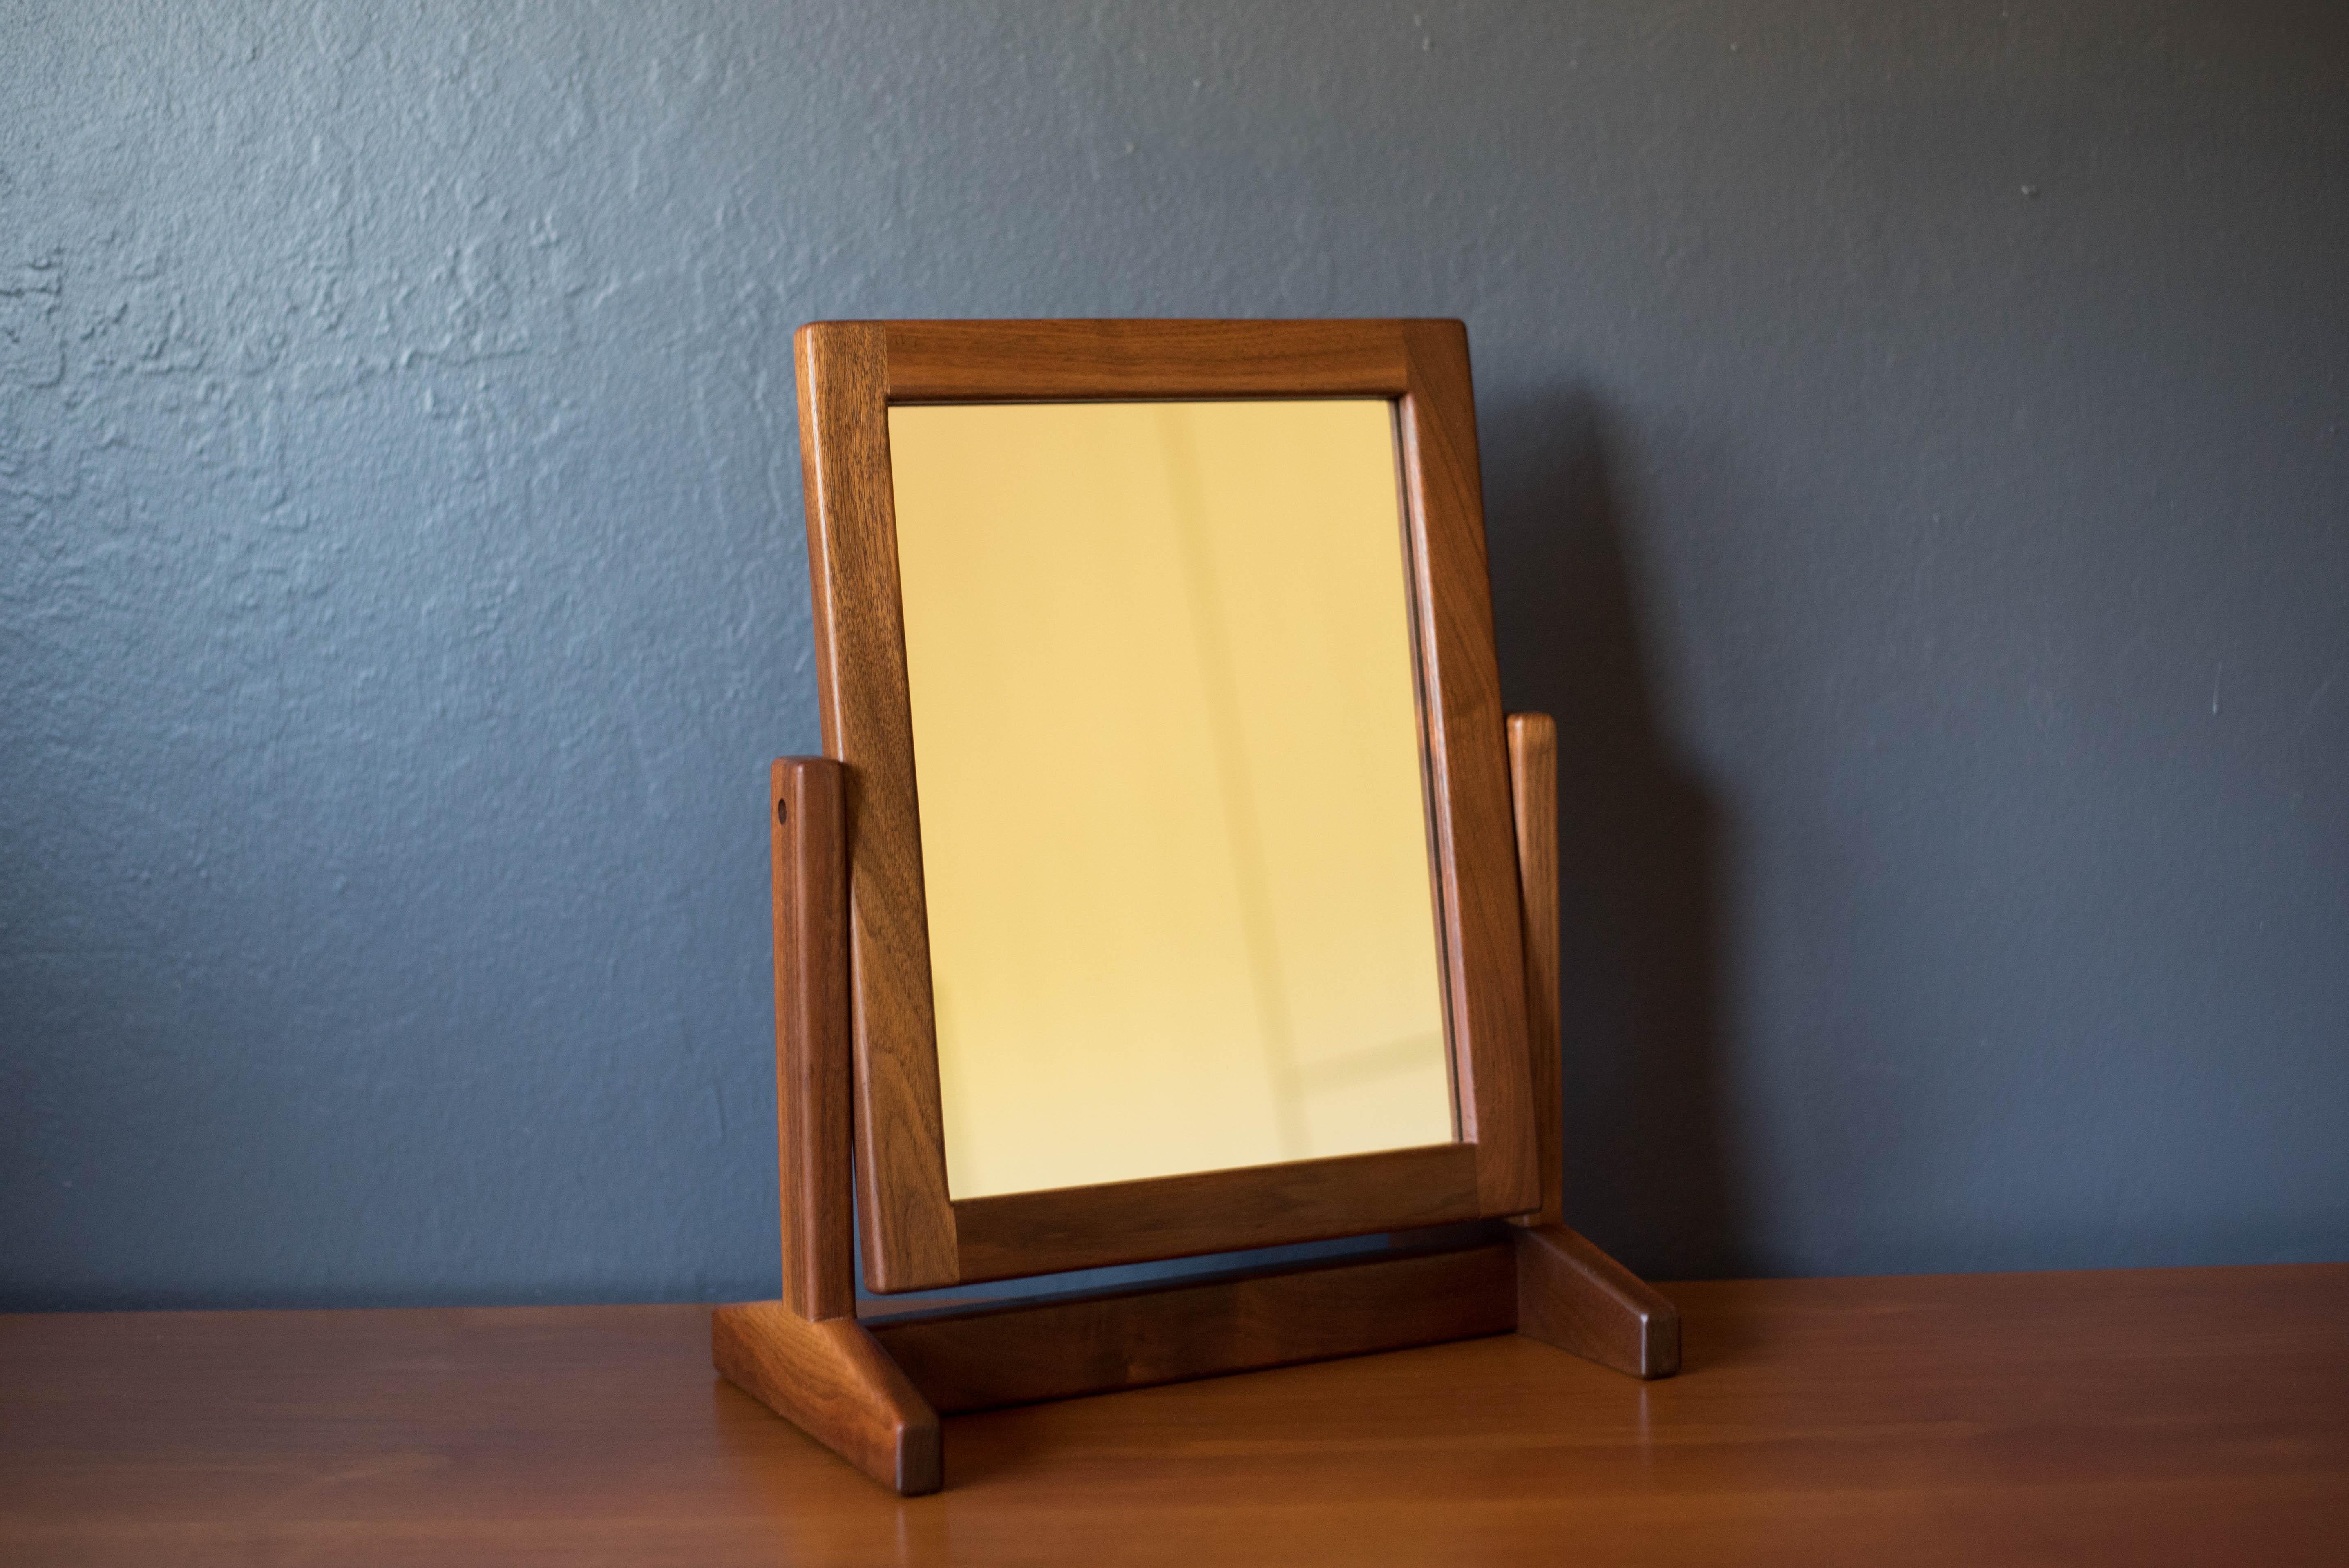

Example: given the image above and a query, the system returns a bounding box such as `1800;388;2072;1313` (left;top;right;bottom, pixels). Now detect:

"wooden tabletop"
5;1265;2345;1565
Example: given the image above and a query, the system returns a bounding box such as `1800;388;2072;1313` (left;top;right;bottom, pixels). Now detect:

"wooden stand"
714;714;1679;1494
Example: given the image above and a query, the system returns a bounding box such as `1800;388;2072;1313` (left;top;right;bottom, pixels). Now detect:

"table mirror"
714;320;1678;1495
891;397;1453;1201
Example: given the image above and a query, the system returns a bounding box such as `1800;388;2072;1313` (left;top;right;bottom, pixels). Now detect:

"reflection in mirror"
888;400;1453;1199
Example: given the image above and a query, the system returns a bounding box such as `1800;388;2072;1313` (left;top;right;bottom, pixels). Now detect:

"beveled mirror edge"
793;319;1540;1293
1387;396;1470;1139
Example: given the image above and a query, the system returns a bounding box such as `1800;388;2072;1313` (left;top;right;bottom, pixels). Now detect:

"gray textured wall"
4;1;2344;1309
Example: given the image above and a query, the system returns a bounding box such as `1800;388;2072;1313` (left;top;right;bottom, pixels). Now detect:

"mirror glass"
889;400;1454;1199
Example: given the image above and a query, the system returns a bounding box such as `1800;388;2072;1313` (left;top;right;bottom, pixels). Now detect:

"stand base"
711;1305;941;1495
1514;1222;1681;1378
713;1224;1677;1494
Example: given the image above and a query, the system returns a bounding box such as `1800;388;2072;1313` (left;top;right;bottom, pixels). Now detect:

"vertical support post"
714;757;942;1495
772;757;856;1320
1503;713;1681;1380
1504;713;1564;1229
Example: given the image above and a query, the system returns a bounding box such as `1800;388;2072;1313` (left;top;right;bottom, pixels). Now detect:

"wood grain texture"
1397;321;1538;1216
771;758;855;1321
1514;1222;1681;1379
711;1303;941;1494
10;1267;2345;1565
794;322;959;1292
950;1143;1482;1284
871;1240;1516;1414
1504;713;1564;1229
882;318;1412;400
798;318;1545;1288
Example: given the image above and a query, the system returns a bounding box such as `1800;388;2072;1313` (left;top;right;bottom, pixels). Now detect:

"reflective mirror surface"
889;400;1453;1199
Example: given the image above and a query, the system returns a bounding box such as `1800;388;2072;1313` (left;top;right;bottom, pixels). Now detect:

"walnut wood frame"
716;320;1676;1496
795;319;1541;1293
714;730;1678;1496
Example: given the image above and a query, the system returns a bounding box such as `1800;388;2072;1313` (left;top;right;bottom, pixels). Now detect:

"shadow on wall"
1485;391;1747;1282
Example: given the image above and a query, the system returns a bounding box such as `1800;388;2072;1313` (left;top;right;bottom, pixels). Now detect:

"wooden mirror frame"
795;319;1540;1293
717;319;1679;1495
